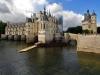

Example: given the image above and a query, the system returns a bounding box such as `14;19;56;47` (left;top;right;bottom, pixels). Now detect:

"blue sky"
0;0;100;30
51;0;100;22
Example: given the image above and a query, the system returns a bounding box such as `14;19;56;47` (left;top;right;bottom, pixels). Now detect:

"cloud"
0;3;11;13
32;0;48;5
0;0;47;22
97;23;100;27
4;0;13;4
55;11;84;30
46;3;84;30
46;3;63;13
0;0;84;30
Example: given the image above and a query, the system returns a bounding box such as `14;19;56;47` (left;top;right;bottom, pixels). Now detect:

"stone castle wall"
26;35;38;43
1;34;8;40
77;35;100;53
64;33;70;43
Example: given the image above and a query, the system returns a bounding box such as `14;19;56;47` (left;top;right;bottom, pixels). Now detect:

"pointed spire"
44;7;46;15
87;10;89;13
44;7;46;11
47;10;48;15
92;10;96;15
49;9;51;16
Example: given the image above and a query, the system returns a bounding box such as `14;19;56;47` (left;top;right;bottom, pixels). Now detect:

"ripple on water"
0;40;100;75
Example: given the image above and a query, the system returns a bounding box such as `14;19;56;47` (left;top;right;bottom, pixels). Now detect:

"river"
0;40;100;75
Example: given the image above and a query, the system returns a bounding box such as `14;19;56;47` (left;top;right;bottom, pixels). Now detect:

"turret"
84;10;91;21
91;10;97;33
91;10;96;21
49;10;51;16
92;10;96;16
43;7;46;16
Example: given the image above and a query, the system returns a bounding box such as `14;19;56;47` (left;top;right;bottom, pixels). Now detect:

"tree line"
66;26;82;34
66;26;100;34
0;21;7;34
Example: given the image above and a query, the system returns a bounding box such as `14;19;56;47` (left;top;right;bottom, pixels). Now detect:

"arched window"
44;23;45;29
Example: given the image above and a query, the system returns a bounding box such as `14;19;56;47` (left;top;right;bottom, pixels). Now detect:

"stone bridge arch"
68;33;78;41
64;33;78;43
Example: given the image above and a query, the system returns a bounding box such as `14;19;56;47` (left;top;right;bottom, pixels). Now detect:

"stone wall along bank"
77;35;100;53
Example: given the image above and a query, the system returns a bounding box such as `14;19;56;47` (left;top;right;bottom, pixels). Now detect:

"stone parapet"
77;35;100;53
1;34;8;40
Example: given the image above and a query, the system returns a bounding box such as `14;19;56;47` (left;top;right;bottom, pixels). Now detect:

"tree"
0;21;7;34
90;30;93;34
66;27;75;33
66;26;82;34
82;29;89;34
75;26;82;34
97;27;100;34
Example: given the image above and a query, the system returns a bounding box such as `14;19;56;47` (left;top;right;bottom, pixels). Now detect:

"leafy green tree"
82;29;89;34
90;30;93;34
0;21;7;34
97;27;100;34
75;26;82;34
66;26;82;34
66;27;75;33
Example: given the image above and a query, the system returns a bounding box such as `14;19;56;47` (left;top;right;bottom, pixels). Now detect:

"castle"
4;7;63;43
82;10;97;33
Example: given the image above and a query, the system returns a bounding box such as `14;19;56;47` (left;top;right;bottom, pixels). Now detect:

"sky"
0;0;100;30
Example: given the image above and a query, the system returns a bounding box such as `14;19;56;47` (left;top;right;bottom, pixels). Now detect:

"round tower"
91;10;97;33
91;10;96;21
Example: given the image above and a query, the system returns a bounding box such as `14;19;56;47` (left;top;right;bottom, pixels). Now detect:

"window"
88;25;91;28
44;24;45;29
47;25;48;29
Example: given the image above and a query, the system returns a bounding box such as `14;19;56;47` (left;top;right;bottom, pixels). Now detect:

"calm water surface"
0;40;100;75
